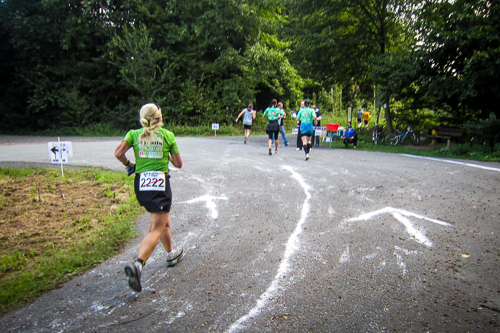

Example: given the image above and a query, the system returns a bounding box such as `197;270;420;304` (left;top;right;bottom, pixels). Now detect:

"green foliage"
0;251;30;275
0;0;499;134
344;133;500;162
0;0;305;133
463;113;500;149
0;167;47;179
108;23;179;129
376;0;500;125
16;123;124;137
283;0;416;133
439;144;500;161
0;0;124;132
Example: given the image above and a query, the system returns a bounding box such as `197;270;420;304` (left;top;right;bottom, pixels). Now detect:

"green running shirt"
124;127;179;174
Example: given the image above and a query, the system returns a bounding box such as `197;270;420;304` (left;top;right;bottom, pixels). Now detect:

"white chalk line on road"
347;207;452;248
402;154;500;172
227;165;310;333
182;195;229;219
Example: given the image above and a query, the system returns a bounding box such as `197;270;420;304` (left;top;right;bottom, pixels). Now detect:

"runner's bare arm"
115;141;132;168
169;153;183;169
235;109;245;122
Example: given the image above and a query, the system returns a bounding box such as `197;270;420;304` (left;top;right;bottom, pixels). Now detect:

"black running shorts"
134;172;172;212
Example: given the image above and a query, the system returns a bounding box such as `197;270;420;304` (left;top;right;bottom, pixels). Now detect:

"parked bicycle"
372;124;384;145
385;126;420;146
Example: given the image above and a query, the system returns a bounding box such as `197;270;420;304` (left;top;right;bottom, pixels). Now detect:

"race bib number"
139;171;166;191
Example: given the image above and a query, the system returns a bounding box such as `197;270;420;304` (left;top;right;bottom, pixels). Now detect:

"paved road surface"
0;135;499;332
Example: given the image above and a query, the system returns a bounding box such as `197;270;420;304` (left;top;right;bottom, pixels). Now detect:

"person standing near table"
311;105;322;147
114;103;184;292
263;98;284;155
296;99;317;160
235;103;256;144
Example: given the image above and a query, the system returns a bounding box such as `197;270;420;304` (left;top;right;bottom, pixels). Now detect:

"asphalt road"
0;134;499;332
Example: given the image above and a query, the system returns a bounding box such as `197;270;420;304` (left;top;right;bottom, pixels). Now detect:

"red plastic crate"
326;123;339;131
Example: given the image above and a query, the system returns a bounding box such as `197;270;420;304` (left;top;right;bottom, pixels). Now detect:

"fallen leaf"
461;254;470;258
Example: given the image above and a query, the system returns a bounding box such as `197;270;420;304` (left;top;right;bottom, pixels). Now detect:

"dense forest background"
0;0;499;134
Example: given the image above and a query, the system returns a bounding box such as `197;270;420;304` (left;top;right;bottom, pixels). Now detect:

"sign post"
347;104;352;125
212;123;219;137
47;138;72;177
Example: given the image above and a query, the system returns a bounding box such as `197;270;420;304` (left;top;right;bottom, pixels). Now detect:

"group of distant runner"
235;99;374;156
235;98;320;161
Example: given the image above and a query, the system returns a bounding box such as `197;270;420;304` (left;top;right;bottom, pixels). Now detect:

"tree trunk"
384;99;393;133
380;1;394;133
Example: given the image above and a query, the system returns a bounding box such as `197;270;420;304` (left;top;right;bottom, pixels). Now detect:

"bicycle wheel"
374;131;384;145
410;131;420;145
385;133;398;145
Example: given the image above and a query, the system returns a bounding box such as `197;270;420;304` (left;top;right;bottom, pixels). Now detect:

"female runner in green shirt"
115;103;184;292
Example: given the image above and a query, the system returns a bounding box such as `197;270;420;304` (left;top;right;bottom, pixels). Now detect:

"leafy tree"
107;23;179;127
408;0;500;122
106;0;303;127
0;0;125;131
0;0;304;132
284;0;417;132
370;0;500;130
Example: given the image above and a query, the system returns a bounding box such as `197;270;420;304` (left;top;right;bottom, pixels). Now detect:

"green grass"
0;168;144;313
319;132;500;162
15;123;125;137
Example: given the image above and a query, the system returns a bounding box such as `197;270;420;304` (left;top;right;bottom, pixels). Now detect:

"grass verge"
319;134;500;162
0;167;144;313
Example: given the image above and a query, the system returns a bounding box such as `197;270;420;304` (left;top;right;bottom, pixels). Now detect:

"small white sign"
314;127;322;136
47;142;72;164
212;123;219;130
292;126;299;135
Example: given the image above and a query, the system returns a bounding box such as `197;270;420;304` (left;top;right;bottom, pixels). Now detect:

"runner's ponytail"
139;103;163;141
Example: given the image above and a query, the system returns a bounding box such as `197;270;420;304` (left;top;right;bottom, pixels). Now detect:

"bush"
464;113;500;150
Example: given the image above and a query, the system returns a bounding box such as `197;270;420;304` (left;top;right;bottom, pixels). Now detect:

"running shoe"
269;148;272;155
124;260;142;292
244;139;247;144
296;148;301;151
285;143;290;147
305;154;310;161
275;149;278;154
167;248;184;267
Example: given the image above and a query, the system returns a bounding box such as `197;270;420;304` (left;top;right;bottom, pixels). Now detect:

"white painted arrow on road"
347;207;453;248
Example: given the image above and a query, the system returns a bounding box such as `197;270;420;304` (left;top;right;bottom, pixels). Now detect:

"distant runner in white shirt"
235;103;256;144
